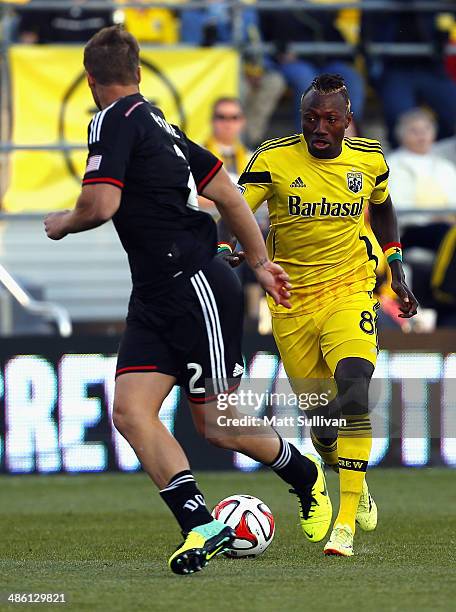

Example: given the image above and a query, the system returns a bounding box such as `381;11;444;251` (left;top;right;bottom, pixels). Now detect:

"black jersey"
82;93;223;311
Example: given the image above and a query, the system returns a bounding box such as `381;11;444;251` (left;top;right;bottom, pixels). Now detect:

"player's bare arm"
369;195;418;318
202;167;291;309
44;183;121;240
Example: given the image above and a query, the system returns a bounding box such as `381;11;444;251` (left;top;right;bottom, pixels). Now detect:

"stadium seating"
0;216;130;321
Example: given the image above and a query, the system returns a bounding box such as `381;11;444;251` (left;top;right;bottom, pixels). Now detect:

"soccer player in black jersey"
45;26;332;574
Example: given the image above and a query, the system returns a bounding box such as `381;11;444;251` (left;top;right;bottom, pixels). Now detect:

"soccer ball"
212;494;275;558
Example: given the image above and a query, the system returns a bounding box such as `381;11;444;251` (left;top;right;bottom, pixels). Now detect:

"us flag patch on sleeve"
86;155;102;173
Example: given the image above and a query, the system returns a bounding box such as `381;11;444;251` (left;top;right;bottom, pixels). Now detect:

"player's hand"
391;279;419;318
44;211;70;240
222;250;245;268
254;259;292;309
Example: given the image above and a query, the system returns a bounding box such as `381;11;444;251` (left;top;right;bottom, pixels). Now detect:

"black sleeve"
82;107;137;190
185;138;223;193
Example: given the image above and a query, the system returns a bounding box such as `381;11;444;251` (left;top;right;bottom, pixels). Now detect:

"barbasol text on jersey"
288;196;364;218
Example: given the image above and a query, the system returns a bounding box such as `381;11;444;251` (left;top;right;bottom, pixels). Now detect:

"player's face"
301;92;351;159
212;101;245;145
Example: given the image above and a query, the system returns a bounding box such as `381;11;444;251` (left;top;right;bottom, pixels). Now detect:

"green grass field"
1;469;455;612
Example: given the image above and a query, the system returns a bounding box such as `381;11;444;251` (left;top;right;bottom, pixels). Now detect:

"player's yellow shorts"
272;292;380;384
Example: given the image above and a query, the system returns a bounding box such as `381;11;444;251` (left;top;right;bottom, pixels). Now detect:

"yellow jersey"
120;6;179;44
238;134;390;316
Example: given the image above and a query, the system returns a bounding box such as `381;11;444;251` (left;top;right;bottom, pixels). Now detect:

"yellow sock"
310;428;338;471
335;415;372;533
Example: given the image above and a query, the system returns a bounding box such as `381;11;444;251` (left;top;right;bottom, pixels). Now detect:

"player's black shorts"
116;257;244;403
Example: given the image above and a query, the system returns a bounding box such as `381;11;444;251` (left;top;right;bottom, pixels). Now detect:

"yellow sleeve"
370;152;390;205
237;150;274;213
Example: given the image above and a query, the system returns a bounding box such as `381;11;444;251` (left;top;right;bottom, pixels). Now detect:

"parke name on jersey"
288;195;364;218
150;111;181;139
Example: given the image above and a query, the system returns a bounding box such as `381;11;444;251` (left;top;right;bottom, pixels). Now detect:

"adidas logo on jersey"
290;177;306;188
233;363;244;377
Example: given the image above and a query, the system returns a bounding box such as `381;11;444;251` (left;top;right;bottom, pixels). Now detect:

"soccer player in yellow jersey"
220;74;418;556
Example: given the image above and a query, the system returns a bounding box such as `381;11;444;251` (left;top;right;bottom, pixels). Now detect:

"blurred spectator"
433;126;456;167
17;0;115;44
180;0;234;46
259;1;365;132
203;95;267;328
180;1;285;147
362;0;456;147
204;97;251;182
388;109;456;328
117;0;179;44
388;109;456;220
200;97;251;213
242;50;286;148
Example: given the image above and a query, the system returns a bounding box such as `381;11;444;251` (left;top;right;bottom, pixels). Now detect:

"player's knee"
334;357;374;416
112;401;130;435
335;356;374;383
112;400;145;437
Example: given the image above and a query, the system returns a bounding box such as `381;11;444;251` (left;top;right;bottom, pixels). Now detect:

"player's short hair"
212;97;244;119
84;26;140;86
395;107;437;143
301;73;351;113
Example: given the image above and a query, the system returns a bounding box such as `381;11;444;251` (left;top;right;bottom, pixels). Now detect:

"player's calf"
310;428;339;471
332;358;373;537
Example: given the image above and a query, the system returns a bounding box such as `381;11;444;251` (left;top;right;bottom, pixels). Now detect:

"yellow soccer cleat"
356;478;378;532
168;520;235;575
324;524;354;557
290;453;332;543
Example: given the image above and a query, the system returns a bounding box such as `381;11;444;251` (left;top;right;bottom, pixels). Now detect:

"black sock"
269;438;317;491
159;470;213;534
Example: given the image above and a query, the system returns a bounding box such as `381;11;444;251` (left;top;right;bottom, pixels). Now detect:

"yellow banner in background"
4;46;239;212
